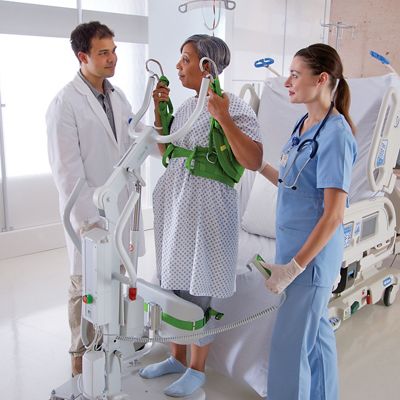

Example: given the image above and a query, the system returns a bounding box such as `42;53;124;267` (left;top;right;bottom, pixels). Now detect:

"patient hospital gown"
153;94;260;298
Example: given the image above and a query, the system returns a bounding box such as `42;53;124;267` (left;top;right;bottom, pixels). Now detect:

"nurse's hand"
261;258;305;294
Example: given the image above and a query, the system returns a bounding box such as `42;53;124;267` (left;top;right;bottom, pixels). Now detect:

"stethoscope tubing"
279;102;334;190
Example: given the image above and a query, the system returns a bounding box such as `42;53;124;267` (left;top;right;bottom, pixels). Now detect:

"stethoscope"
278;101;334;190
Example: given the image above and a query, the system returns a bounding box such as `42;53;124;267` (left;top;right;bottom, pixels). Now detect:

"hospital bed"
206;72;400;397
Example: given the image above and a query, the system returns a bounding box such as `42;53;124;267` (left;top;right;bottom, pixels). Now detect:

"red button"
129;287;137;301
366;290;372;305
83;294;93;304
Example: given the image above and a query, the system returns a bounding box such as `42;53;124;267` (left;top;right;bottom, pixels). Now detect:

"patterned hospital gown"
153;93;260;298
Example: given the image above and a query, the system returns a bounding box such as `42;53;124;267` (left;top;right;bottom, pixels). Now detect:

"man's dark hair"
70;21;114;60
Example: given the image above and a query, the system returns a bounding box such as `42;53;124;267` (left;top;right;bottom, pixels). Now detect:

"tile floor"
1;230;399;400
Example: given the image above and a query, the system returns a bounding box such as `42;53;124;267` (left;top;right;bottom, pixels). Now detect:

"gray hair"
180;34;231;76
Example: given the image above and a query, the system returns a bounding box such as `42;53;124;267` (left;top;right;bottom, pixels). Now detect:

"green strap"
208;79;245;183
205;307;224;321
163;144;236;187
211;76;223;97
144;303;224;331
171;146;192;158
162;143;176;167
162;143;193;168
209;123;244;183
158;75;174;136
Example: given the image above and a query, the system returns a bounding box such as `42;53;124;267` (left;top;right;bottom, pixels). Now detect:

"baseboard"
0;208;155;260
0;223;66;260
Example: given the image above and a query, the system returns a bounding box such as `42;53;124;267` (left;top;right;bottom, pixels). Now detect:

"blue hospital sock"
163;368;206;397
139;356;187;379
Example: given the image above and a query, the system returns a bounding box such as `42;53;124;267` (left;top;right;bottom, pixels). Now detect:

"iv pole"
320;21;356;50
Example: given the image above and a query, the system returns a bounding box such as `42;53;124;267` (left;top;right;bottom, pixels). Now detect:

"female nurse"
258;43;358;400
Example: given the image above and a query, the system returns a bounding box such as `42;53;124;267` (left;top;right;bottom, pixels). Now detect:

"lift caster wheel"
383;285;396;306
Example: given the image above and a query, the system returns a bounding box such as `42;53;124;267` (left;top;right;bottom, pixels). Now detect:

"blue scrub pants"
267;283;338;400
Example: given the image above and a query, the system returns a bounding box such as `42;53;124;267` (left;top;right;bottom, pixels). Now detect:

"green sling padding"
158;75;174;135
208;78;245;183
144;303;224;331
162;143;236;187
160;77;244;186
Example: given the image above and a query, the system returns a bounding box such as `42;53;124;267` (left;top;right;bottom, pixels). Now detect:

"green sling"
158;75;174;136
144;303;224;331
161;77;244;187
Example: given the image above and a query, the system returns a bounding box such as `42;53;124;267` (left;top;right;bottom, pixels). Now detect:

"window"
0;35;76;177
82;0;148;16
1;0;75;7
0;1;149;234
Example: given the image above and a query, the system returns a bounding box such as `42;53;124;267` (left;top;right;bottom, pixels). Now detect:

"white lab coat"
47;73;144;275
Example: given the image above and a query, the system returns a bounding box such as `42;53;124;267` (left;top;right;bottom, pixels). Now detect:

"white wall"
225;0;331;96
147;0;331;98
148;0;225;108
0;0;332;259
328;0;400;77
146;0;227;194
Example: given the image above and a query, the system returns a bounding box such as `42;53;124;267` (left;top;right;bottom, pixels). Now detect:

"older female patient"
139;34;262;397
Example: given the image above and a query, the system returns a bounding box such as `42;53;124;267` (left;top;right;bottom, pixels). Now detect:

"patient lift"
50;58;281;400
50;58;212;400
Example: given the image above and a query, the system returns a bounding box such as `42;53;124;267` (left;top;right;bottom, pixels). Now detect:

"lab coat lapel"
72;75;118;149
109;90;123;146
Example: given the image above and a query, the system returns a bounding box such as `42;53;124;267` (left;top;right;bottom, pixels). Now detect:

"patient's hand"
207;89;230;123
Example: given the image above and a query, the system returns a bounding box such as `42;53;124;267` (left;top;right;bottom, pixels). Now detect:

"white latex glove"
261;258;305;294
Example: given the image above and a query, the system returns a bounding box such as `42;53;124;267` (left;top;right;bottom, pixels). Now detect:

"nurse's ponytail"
334;76;355;134
295;44;356;135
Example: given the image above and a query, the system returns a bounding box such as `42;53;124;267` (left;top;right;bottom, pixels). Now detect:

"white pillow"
241;173;277;238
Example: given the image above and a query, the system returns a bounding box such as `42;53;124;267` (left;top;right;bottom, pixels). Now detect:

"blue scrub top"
275;114;357;287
